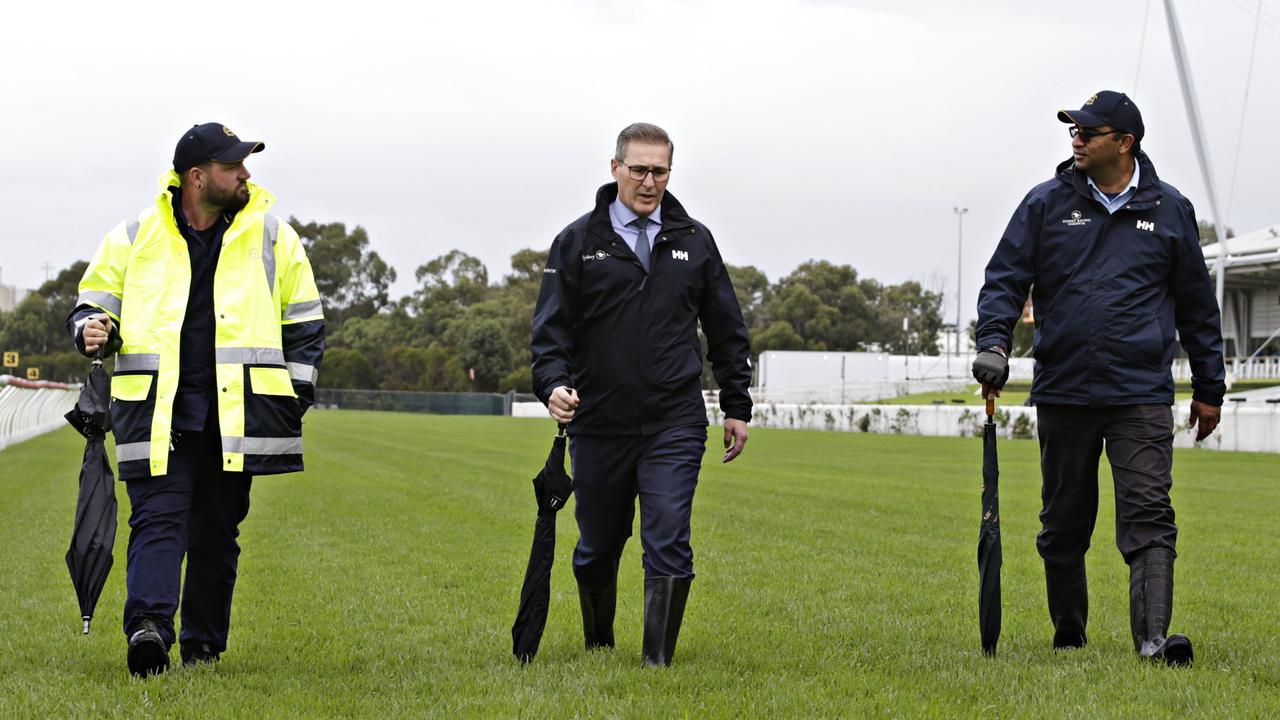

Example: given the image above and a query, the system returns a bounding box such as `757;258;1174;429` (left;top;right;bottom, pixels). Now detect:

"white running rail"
0;376;78;453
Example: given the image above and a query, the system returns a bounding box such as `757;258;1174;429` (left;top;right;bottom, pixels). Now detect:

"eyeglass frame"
1069;126;1128;142
618;163;671;181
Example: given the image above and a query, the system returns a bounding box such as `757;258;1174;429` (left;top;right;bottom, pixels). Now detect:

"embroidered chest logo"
1062;210;1091;227
1136;220;1156;232
671;249;689;261
582;250;610;262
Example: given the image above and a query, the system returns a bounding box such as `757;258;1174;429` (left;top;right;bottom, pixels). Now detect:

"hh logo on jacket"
671;250;689;261
1137;220;1156;232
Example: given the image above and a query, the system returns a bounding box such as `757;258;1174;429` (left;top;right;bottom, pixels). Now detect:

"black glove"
972;347;1009;389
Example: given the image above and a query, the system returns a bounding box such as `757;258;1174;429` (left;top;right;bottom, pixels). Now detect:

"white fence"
0;376;78;453
755;351;1033;404
512;399;1280;454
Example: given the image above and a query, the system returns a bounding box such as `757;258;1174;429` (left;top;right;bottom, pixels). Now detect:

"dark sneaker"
181;643;221;667
127;620;170;677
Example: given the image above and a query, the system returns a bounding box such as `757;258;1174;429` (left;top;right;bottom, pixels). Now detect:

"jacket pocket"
1033;320;1059;365
111;374;153;401
249;366;297;397
1133;315;1165;370
245;365;301;437
110;372;157;445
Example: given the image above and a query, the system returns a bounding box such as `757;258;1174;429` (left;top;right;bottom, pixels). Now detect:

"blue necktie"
634;217;651;272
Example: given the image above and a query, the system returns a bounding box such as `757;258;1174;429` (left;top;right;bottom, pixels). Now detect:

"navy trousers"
123;430;252;655
568;424;708;590
1035;404;1177;566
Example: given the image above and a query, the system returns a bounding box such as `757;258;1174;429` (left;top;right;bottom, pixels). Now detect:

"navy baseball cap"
1057;91;1144;141
173;123;265;173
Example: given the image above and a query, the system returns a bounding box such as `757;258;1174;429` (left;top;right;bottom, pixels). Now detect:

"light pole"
953;207;968;357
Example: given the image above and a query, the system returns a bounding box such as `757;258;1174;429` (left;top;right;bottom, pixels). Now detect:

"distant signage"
2;351;17;368
26;367;39;380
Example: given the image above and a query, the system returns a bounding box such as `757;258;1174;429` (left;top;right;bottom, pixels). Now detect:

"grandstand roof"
1203;223;1280;289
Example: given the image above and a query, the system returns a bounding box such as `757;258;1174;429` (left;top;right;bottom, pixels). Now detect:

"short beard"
206;183;248;213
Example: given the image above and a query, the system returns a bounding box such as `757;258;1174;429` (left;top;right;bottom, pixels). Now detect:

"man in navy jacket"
531;122;752;667
973;91;1224;666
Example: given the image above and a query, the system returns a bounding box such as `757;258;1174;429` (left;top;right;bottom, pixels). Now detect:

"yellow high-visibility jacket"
74;171;325;478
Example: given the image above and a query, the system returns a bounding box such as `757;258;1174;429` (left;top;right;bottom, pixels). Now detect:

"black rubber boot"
127;619;170;677
642;576;691;667
578;580;617;650
1045;561;1088;649
1130;548;1194;667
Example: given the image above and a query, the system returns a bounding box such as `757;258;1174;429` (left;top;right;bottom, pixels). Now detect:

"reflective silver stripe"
116;442;150;463
215;347;286;365
287;362;318;384
77;291;122;317
126;220;140;244
222;436;302;455
115;354;161;372
262;215;278;296
283;299;323;321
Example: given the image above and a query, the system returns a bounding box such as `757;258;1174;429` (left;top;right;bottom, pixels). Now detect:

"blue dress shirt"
1086;159;1140;214
609;198;662;255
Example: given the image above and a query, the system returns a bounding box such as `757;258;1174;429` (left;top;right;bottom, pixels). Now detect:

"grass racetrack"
2;410;1278;718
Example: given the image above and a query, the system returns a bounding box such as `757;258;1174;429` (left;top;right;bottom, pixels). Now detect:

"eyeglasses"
1069;126;1124;142
619;163;670;181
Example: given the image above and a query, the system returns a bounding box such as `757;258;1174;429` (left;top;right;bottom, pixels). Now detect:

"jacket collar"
1056;151;1162;210
155;170;275;242
587;182;694;244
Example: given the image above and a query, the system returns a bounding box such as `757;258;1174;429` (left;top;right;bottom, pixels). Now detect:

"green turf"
1;411;1278;718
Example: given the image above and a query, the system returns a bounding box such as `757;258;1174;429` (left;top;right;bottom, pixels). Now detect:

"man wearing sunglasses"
972;91;1224;666
531;122;752;667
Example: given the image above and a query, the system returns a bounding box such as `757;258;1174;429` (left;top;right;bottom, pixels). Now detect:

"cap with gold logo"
173;122;265;173
1057;90;1144;141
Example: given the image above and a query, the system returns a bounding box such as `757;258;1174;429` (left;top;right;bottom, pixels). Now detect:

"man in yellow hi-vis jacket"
67;122;325;677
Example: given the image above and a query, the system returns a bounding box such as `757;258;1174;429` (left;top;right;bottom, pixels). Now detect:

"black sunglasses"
1069;126;1125;142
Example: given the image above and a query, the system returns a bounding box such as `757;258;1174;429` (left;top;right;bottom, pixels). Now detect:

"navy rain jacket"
531;183;753;435
976;152;1225;407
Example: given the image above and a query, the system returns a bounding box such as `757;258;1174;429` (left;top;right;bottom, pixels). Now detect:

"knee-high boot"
1045;560;1088;649
1130;548;1193;666
642;576;691;667
578;579;617;650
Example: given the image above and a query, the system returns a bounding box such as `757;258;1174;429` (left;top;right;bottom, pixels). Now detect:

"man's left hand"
1188;400;1221;442
723;418;748;463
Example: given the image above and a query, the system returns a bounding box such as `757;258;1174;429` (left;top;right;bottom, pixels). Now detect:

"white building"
0;284;31;313
1202;223;1280;358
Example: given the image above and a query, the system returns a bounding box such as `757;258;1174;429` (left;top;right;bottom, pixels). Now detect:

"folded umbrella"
511;424;573;662
978;397;1003;656
64;354;117;635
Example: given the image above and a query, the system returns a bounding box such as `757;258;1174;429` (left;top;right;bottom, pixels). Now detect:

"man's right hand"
83;314;115;355
972;347;1009;400
548;386;580;424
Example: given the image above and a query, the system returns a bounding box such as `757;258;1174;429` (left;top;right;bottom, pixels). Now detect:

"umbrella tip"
82;617;91;635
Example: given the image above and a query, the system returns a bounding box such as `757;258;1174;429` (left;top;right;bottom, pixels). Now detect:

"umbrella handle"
986;397;995;419
556;423;567;438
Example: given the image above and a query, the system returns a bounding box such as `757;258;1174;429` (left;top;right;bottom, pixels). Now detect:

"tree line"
0;219;945;391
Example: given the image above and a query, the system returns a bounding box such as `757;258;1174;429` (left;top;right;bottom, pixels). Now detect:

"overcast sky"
2;0;1277;329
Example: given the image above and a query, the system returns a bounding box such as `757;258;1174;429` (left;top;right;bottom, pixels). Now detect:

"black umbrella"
978;397;1003;656
511;424;573;662
63;354;117;635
